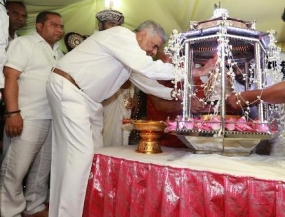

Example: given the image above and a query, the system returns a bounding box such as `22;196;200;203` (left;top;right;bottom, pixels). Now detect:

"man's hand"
5;114;23;138
193;55;218;77
226;93;243;111
190;97;215;114
190;97;204;113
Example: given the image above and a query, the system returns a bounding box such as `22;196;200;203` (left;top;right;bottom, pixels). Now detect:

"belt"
52;68;80;89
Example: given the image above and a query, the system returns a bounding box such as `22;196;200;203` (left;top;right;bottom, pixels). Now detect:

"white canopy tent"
9;0;285;53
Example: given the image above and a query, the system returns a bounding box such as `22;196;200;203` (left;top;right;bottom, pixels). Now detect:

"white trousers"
0;119;51;217
47;73;103;217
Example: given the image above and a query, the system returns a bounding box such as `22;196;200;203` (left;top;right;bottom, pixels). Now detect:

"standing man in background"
96;9;124;30
2;3;58;217
1;3;53;217
1;0;27;163
0;11;64;217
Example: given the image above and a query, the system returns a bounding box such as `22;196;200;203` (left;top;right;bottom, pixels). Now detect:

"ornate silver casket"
165;8;284;156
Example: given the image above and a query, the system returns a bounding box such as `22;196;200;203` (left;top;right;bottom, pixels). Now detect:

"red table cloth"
83;146;285;217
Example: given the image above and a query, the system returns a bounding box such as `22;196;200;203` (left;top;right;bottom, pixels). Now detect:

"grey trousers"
0;119;51;217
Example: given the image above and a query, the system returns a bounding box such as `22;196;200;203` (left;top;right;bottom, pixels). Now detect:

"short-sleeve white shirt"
5;32;64;119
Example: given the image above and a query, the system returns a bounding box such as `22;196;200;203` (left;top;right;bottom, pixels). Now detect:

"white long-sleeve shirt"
56;26;174;103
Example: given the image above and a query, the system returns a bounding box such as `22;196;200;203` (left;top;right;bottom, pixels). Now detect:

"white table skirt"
94;145;285;181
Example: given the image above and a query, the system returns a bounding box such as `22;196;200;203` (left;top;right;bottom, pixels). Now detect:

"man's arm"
130;73;173;100
3;66;23;137
148;94;182;113
226;81;285;110
4;67;20;111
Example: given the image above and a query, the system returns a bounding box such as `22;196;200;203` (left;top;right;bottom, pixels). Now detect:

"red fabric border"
83;154;285;217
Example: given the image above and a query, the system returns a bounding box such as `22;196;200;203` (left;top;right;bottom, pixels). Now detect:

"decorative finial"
214;2;221;9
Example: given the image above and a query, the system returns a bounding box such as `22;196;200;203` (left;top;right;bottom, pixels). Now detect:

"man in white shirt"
0;3;49;216
47;20;176;217
0;11;64;217
2;3;56;217
1;1;27;162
